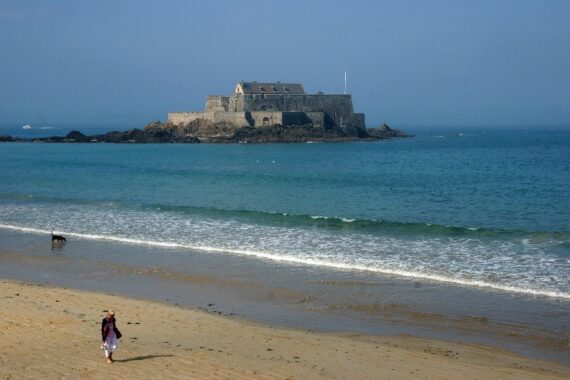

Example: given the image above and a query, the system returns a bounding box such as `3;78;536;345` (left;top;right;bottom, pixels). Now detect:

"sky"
0;0;569;128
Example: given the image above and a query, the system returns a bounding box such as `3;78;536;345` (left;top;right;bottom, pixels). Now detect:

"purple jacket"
101;317;122;341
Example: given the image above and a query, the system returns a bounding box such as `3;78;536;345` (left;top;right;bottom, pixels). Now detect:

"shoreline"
2;222;566;300
1;279;569;379
0;227;569;367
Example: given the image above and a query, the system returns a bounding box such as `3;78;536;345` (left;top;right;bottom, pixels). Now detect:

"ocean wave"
0;222;568;300
1;192;568;239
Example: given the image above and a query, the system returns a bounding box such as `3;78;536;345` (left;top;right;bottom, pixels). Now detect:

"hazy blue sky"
1;0;569;128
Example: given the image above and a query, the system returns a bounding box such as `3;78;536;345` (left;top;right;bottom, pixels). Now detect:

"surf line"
0;223;568;300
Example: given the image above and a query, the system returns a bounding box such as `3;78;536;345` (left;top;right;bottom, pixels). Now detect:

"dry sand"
0;280;568;380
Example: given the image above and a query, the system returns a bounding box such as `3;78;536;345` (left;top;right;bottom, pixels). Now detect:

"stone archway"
262;117;270;126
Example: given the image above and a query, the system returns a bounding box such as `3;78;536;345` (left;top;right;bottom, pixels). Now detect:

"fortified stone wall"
352;113;365;128
210;111;250;126
169;91;365;131
250;112;283;126
205;96;229;112
305;112;326;126
281;112;325;126
168;112;207;125
168;111;252;126
235;94;357;128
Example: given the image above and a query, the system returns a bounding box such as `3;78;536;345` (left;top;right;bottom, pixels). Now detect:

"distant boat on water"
22;124;32;130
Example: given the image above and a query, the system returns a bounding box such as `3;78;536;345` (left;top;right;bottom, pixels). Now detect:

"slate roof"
238;81;305;95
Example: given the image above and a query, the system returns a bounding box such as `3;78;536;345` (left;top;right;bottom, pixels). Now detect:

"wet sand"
0;229;569;368
1;280;569;380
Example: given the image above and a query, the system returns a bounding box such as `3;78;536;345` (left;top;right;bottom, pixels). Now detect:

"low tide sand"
1;280;568;380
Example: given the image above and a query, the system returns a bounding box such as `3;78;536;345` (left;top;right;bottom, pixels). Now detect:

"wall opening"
262;117;270;126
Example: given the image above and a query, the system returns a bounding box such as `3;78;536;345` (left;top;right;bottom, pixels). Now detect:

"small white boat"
22;124;31;129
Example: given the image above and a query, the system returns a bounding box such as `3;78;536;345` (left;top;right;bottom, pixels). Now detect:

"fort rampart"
168;82;365;134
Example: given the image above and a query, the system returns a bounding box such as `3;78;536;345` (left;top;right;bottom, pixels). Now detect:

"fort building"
168;81;366;134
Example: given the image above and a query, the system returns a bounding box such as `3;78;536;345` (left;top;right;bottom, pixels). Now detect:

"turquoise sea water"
1;128;569;298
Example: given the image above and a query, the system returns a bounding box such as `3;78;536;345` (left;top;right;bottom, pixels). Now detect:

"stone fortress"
5;81;408;143
168;81;366;136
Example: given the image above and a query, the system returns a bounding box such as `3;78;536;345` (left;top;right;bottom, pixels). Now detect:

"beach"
2;0;570;377
1;279;568;380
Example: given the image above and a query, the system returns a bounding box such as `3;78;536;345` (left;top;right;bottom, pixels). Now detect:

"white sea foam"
310;215;356;223
0;221;568;300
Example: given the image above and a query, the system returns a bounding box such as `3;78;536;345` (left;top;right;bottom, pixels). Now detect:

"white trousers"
104;336;118;358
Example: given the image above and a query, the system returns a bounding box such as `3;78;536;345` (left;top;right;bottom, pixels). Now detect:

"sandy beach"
2;1;570;378
1;280;568;380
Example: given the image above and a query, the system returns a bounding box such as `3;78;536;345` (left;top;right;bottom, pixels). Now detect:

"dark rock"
65;130;89;142
17;120;411;144
366;123;413;139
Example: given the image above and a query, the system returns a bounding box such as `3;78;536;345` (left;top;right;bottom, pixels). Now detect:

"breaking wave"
1;193;567;239
0;199;568;300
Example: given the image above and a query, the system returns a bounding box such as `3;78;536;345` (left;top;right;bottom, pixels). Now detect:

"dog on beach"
51;231;66;245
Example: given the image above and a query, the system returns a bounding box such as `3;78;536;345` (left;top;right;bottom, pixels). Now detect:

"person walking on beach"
101;310;122;363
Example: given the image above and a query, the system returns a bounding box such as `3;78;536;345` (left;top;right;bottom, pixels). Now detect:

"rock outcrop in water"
0;121;412;144
366;123;410;139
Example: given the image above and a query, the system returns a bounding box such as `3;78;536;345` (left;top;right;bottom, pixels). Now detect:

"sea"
0;126;569;362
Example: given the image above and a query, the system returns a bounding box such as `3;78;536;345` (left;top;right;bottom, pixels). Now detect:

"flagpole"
344;66;347;94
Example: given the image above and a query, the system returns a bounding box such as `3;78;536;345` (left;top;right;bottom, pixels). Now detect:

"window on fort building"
260;87;265;91
272;86;276;92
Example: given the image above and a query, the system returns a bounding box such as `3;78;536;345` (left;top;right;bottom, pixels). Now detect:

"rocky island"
1;81;412;143
0;122;409;144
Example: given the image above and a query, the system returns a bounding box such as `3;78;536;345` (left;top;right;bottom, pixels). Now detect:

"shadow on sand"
114;354;174;363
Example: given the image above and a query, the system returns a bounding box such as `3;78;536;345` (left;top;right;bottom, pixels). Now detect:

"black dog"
51;231;66;245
